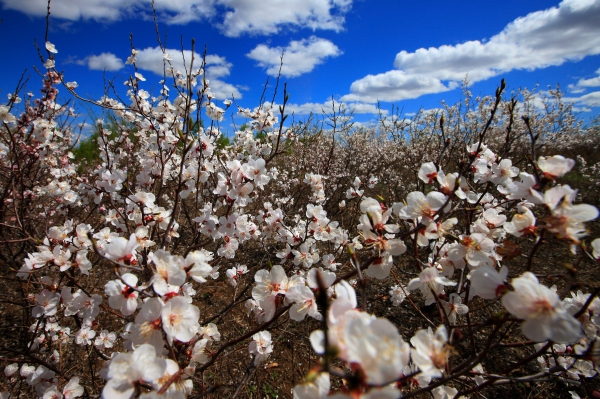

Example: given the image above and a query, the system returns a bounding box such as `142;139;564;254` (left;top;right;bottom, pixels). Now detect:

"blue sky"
1;0;599;131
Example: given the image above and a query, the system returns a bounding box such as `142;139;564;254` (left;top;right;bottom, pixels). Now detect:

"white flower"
149;250;186;296
249;331;272;365
63;377;84;399
460;233;495;268
306;268;336;291
199;323;221;341
186;249;214;283
69;292;102;323
75;326;96;346
433;385;459;399
537;155;575;180
344;312;410;385
502;172;538;201
225;264;248;287
32;289;60;318
27;365;55;392
241;158;270;189
389;284;408;306
0;105;16;124
4;363;18;377
310;281;358;359
287;284;321;321
42;386;61;399
45;41;58;53
161;296;200;344
407;267;456;305
95;330;117;348
74;250;93;275
410;325;449;378
252;265;302;321
291;241;319;269
293;372;330;399
346;187;363;199
399;191;448;221
104;273;139;316
365;253;397;280
130;297;165;352
490;159;519;184
105;234;139;266
469;265;508;299
591;238;600;260
206;102;225;121
442;293;469;324
53;245;72;271
149;358;191;397
504;207;537;237
20;363;35;378
44;59;55;69
324;387;400;398
367;176;378;188
538;185;598;244
126;49;138;64
49;350;60;364
418;162;438;184
321;253;340;271
102;344;167;399
8;93;21;103
191;338;210;365
502;272;581;343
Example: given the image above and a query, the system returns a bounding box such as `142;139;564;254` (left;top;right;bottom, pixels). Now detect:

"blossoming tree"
1;12;600;399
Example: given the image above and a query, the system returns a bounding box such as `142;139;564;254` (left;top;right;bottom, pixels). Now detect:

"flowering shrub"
1;28;600;399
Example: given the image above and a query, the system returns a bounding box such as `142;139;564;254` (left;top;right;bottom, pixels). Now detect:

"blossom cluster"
1;39;599;399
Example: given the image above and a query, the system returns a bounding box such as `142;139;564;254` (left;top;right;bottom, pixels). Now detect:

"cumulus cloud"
568;68;600;93
247;36;341;78
1;0;352;34
218;0;351;37
152;0;216;24
341;71;458;103
74;52;124;71
135;47;241;99
574;91;600;107
566;90;600;108
394;0;600;81
262;100;386;116
0;0;216;24
343;0;600;103
1;0;133;21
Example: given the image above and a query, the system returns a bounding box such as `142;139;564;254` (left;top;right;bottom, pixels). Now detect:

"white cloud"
341;71;458;103
0;0;216;23
264;100;386;116
78;52;124;71
569;68;600;93
66;46;240;99
247;36;341;78
348;102;387;115
1;0;352;34
393;0;600;81
218;0;351;37
2;0;137;21
135;47;241;99
566;90;600;108
343;0;600;103
576;71;600;88
152;0;216;24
